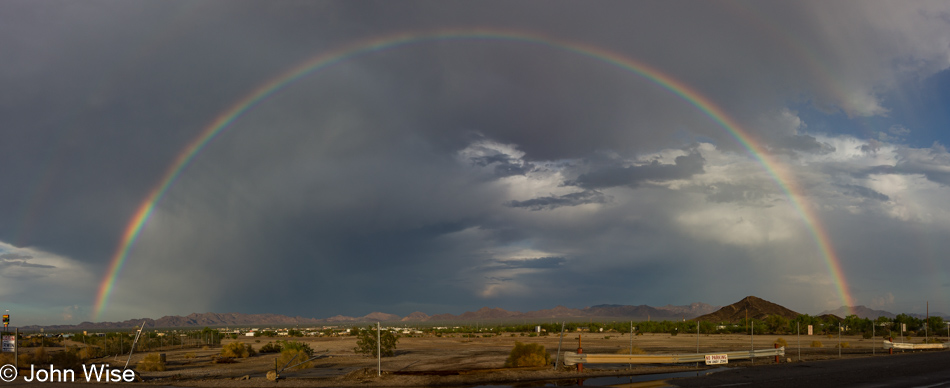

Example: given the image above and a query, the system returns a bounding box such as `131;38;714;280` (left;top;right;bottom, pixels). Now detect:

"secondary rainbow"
94;29;854;319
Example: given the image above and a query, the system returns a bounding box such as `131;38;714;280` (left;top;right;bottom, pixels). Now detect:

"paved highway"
671;350;950;388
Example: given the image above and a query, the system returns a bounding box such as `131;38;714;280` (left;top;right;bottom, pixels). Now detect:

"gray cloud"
837;184;890;202
507;190;608;211
491;257;567;269
470;153;535;178
3;1;950;323
571;153;705;189
773;134;836;155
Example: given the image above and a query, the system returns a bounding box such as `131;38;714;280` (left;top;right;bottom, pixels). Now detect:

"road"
671;350;950;388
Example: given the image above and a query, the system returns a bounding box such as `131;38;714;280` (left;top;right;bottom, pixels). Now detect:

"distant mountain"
400;312;430;322
15;300;741;330
656;302;719;317
694;296;799;323
818;306;950;320
819;306;896;319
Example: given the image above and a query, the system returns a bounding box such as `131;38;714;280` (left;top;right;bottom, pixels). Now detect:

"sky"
3;1;950;325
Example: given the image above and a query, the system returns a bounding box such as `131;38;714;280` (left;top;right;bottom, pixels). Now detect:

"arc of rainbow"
94;29;853;319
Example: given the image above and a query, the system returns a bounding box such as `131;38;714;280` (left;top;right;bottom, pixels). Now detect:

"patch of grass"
504;342;550;368
615;346;646;354
137;353;166;371
184;352;196;359
810;341;823;348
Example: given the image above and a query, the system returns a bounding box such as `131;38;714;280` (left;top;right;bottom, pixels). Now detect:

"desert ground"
12;330;933;387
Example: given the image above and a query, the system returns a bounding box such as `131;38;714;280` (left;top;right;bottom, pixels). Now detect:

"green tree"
354;326;398;357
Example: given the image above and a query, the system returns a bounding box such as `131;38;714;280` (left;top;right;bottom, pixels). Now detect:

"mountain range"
23;303;720;330
23;299;945;330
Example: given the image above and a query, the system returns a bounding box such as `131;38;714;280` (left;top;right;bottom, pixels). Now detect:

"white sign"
1;336;14;353
705;354;728;365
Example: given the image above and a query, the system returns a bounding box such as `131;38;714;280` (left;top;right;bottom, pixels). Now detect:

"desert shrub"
280;341;314;357
669;328;678;336
137;353;166;371
924;338;945;344
184;352;196;359
504;342;550;368
354;326;398;358
277;349;313;370
32;347;48;364
510;334;516;337
774;338;788;348
810;341;823;348
214;357;236;364
604;336;611;340
50;348;81;369
220;342;254;358
259;342;282;354
79;346;101;360
836;342;850;348
615;346;646;354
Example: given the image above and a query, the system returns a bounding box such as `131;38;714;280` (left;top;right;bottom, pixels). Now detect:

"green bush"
354;326;398;358
137;353;166;371
220;342;255;358
280;341;314;357
259;342;282;354
504;342;550;368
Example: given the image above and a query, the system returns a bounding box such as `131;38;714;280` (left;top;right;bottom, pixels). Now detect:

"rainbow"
93;29;854;319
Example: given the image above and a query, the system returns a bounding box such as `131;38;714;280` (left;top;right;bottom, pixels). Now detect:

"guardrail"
562;347;785;365
883;340;946;350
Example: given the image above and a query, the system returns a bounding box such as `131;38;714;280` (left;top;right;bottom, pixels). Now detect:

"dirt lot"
15;332;938;387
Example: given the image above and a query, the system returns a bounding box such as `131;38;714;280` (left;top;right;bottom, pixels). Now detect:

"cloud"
490;256;567;269
571;152;705;189
836;184;890;202
506;190;608;211
3;1;950;322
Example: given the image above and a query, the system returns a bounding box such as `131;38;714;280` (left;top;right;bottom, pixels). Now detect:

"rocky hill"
693;296;799;323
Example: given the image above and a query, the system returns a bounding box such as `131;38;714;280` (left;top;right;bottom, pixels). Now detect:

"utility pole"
377;322;381;377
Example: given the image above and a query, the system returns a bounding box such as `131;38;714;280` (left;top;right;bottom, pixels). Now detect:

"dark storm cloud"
4;0;950;323
571;153;705;189
470;153;535;178
506;190;608;211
